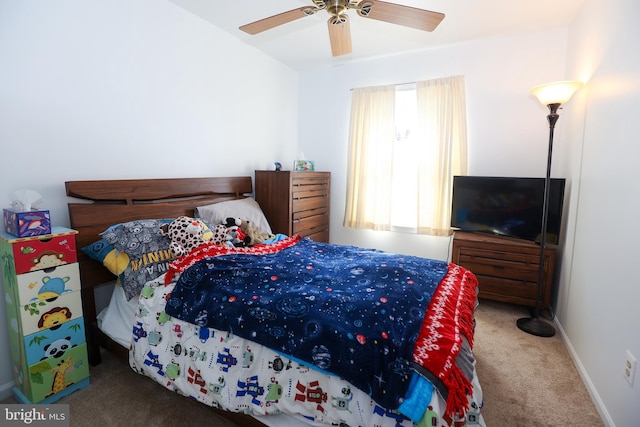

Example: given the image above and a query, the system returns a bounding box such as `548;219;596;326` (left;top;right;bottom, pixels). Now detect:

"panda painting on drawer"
25;318;87;365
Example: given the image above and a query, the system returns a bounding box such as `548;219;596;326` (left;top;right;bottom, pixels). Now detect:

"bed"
66;176;485;427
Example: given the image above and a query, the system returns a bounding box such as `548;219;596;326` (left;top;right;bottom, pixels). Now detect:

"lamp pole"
516;102;560;337
517;80;582;337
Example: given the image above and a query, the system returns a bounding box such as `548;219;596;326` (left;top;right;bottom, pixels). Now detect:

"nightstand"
0;227;90;403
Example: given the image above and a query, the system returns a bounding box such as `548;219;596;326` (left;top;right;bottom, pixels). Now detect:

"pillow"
83;219;174;300
196;198;272;235
80;239;128;280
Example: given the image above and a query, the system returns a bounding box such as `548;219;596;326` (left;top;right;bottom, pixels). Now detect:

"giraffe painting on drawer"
46;356;75;398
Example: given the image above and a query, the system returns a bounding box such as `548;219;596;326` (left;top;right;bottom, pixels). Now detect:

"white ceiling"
169;0;585;70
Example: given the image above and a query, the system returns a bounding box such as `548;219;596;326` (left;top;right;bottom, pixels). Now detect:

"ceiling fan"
239;0;445;57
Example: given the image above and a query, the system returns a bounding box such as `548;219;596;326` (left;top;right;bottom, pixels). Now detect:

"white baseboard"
0;379;14;402
554;317;615;427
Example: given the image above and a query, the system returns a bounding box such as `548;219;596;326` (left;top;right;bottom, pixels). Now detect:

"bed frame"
66;176;268;426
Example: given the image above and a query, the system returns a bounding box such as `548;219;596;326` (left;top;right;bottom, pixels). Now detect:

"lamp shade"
530;80;583;106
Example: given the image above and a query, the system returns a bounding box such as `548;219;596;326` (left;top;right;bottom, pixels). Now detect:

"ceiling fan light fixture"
358;2;373;17
327;0;349;16
327;14;352;56
329;15;349;25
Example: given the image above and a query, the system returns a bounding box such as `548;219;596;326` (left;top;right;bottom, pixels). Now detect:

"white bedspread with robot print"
129;273;485;427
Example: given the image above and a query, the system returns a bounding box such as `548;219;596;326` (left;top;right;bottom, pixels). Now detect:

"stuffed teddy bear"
160;216;227;258
239;219;272;246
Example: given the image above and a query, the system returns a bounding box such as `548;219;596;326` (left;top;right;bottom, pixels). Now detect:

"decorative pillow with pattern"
98;219;177;300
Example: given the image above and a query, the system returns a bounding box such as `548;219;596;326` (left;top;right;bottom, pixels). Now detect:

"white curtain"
344;75;468;235
344;84;396;230
415;75;468;235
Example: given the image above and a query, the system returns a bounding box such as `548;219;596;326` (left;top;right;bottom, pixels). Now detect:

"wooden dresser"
255;170;330;243
451;231;556;308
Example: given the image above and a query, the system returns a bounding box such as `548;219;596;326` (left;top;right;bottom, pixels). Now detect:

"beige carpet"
2;299;603;426
474;299;603;427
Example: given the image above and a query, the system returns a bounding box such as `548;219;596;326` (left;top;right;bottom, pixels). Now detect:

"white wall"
558;0;640;426
298;29;569;260
0;0;299;398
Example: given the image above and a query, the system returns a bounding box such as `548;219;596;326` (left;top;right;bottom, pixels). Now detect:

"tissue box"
3;209;51;237
294;160;315;171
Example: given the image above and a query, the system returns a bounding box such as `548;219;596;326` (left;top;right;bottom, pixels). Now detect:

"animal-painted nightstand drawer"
18;290;84;337
0;227;78;275
23;317;86;366
20;343;90;404
16;262;81;305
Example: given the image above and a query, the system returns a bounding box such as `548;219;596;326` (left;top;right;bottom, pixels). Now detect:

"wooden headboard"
65;177;253;365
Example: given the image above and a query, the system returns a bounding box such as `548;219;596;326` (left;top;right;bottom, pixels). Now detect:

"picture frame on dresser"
0;227;90;404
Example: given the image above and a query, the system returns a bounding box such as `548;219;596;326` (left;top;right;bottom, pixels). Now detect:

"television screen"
451;176;566;243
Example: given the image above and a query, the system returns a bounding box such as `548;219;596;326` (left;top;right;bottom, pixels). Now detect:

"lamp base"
516;317;556;337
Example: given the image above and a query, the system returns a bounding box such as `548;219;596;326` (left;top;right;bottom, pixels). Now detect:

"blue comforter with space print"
164;237;448;410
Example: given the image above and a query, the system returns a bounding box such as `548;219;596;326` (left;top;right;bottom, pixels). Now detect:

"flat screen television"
451;176;566;244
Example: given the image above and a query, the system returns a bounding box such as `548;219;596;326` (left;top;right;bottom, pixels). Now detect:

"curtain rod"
349;75;464;91
349;81;416;91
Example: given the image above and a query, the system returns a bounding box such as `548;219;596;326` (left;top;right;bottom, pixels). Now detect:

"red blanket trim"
164;235;302;285
412;263;479;420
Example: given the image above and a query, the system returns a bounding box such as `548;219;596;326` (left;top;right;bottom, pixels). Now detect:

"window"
391;84;419;229
344;75;468;236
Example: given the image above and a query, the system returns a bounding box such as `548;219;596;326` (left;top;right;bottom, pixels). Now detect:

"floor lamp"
516;80;583;337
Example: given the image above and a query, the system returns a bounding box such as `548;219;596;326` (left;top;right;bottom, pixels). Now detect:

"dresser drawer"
4;228;77;274
305;229;330;243
293;213;329;236
24;317;87;365
457;246;539;264
476;275;538;305
457;257;539;282
293;196;329;213
19;289;84;336
291;183;329;197
292;175;331;188
460;262;539;283
24;344;90;404
292;176;330;204
16;262;81;305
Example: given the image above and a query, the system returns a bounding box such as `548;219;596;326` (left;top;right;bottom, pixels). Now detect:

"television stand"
451;231;556;308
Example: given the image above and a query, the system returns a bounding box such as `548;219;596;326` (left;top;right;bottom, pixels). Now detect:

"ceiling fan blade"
327;15;352;57
357;0;445;32
239;7;314;35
